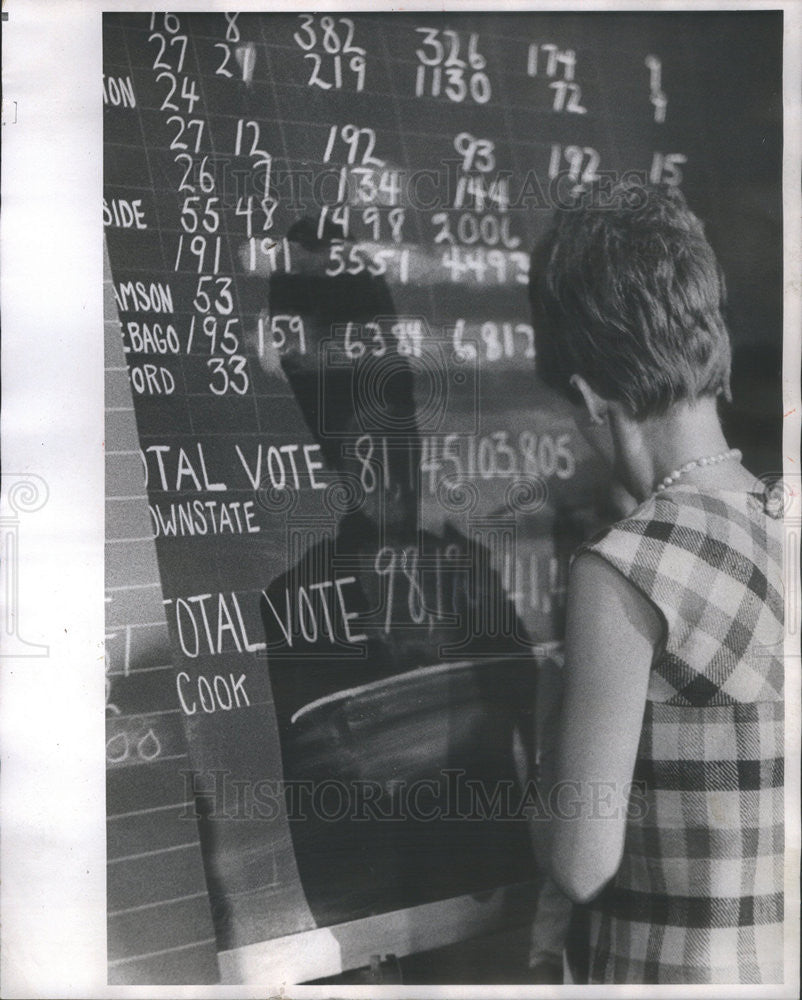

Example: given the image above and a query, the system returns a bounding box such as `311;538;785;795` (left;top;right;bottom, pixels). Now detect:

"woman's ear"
569;374;608;426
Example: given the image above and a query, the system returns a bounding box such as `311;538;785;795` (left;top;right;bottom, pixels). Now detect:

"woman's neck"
613;397;751;502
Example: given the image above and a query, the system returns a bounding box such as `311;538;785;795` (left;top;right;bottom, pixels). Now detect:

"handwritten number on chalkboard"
322;124;383;167
294;15;317;50
149;33;188;74
137;729;161;761
343;322;366;360
445;68;468;103
415;29;490;102
402;548;427;624
470;73;491;103
306;53;333;91
150;33;171;71
235;195;278;238
419;432;575;491
338;18;362;55
180;198;199;231
360;206;405;243
548;144;600;184
549;81;587;114
528;43;576;80
202;316;240;355
320;16;341;53
260;315;306;357
150;12;181;34
374;548;397;633
318;205;350;239
295;14;365;55
306;52;365;91
519;324;536;359
207;357;227;393
157;72;179;112
198;157;216;194
208;356;249;395
106;726;163;765
172;37;188;73
645;55;667;123
174;153;195;192
158;73;199;114
349;56;367;93
224;13;241;43
214;43;233;78
324;243;407;283
452;320;476;361
650;152;686;185
167;116;204;154
367;322;387;357
454;175;509;213
181;77;200;113
440;244;529;284
234;120;270;167
379;173;402;207
482;323;504;361
416;27;444;65
294;14;366;90
454;132;495;173
168;115;188;150
193;235;220;273
420;440;442;496
194;276;233;314
432;212;520;250
510;251;529;284
452;320;534;361
235;197;255;236
181;196;221;234
466;33;487;70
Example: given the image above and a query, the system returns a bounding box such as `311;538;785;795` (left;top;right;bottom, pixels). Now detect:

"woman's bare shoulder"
568;550;663;649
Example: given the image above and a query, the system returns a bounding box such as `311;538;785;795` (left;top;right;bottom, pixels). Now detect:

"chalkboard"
102;10;782;983
104;248;220;985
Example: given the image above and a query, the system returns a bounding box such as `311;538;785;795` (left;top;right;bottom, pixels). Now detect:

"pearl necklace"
655;448;742;493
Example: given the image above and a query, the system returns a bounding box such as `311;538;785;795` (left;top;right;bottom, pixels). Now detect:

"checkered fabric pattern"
577;484;785;984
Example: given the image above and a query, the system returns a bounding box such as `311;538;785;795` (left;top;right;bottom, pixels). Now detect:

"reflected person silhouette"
258;218;537;926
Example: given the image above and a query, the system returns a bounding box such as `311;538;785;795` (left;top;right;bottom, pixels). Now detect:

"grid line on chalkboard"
107;662;174;677
111;752;189;769
253;15;298;438
374;19;429;330
108;840;203;866
107;536;159;544
109;889;212;918
107;935;218;967
111;706;183;721
108;800;191;821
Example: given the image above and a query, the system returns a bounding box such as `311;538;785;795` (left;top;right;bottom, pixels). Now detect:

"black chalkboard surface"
103;10;782;982
104;249;220;985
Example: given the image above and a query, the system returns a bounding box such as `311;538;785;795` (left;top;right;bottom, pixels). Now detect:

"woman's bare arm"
549;551;662;904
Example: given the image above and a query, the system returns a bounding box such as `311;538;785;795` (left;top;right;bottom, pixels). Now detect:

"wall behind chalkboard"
103;9;782;967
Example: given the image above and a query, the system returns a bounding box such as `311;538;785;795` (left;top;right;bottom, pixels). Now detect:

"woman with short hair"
529;182;784;984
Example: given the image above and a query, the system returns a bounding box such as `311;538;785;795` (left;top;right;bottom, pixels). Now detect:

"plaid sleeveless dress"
576;483;785;984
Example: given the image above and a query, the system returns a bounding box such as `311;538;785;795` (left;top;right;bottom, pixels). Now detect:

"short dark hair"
529;181;732;418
